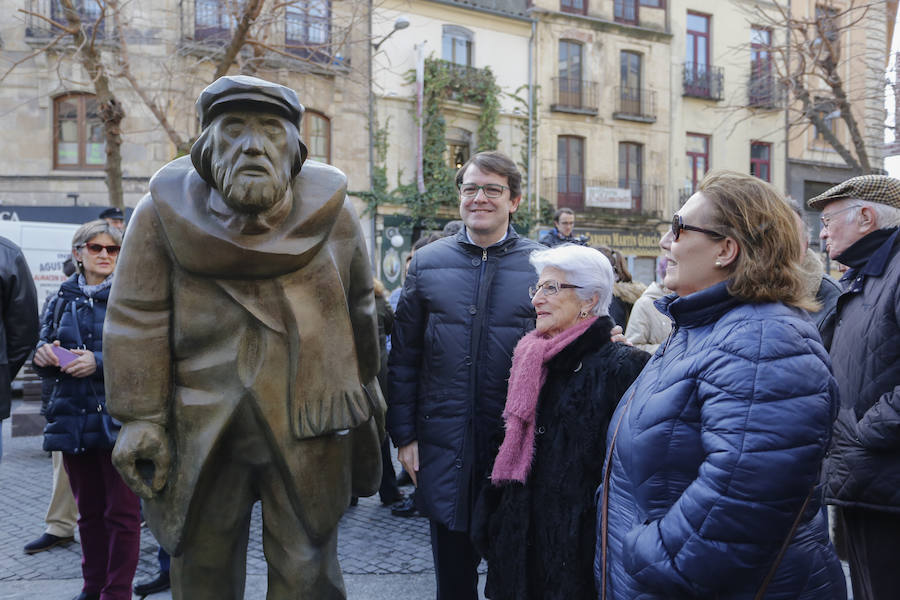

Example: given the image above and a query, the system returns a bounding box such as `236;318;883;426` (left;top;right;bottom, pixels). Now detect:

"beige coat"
624;281;672;353
104;156;383;554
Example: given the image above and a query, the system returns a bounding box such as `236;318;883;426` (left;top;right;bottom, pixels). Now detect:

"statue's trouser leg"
258;459;346;600
170;454;254;600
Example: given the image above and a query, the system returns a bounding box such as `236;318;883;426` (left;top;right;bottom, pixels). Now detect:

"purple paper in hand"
51;345;78;368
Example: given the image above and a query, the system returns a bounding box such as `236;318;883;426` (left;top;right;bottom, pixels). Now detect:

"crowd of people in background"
2;148;898;600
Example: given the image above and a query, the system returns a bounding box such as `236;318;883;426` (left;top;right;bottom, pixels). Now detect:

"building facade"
0;0;373;237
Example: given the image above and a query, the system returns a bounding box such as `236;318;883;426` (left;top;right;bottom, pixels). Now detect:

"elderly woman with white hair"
474;244;650;600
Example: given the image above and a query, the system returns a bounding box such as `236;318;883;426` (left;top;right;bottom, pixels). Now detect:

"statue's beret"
196;75;305;131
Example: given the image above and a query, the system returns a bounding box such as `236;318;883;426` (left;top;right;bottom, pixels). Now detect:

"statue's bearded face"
209;111;296;215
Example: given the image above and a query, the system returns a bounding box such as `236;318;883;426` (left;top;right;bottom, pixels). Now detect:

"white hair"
529;244;615;317
858;200;900;229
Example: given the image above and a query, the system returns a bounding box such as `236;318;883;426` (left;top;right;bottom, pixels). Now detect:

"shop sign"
586;187;632;209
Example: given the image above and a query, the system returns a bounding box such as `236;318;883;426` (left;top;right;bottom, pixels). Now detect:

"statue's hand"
111;421;171;499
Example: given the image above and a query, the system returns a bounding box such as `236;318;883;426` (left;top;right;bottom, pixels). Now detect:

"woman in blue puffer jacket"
34;220;140;600
596;171;846;600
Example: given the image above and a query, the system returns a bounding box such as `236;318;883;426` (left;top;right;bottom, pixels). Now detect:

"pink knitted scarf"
491;316;598;484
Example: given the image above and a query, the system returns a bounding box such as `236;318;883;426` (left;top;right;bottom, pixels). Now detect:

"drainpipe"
528;17;535;214
784;0;791;197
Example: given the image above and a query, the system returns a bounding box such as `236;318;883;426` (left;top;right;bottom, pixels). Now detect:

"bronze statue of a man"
104;75;384;599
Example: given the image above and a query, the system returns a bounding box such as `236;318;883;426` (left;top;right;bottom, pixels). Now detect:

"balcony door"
686;133;709;194
685;12;710;96
620;51;642;115
558;40;583;108
557;136;584;209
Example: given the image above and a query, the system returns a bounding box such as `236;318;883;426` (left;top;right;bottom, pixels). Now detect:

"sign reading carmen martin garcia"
582;229;663;255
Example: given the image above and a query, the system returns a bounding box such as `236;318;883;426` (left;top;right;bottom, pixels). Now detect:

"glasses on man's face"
819;204;861;229
78;243;121;257
671;214;725;241
528;280;583;299
458;183;509;199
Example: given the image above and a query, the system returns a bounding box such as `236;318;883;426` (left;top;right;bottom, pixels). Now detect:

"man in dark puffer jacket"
388;151;541;599
808;175;900;600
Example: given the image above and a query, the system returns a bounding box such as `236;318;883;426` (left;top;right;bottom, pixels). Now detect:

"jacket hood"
148;156;347;279
614;280;647;304
798;248;825;301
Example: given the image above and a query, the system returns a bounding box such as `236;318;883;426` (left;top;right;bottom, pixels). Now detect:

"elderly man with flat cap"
103;75;384;599
808;174;900;600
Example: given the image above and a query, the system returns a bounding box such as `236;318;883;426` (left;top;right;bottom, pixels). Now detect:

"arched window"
54;93;105;170
303;110;331;163
442;25;473;67
446;127;472;170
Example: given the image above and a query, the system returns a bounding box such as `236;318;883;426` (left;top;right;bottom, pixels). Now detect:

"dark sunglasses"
78;243;121;256
671;214;724;241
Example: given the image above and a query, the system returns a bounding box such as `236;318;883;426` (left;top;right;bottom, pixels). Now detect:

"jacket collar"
654;280;742;329
838;227;899;283
547;316;615;373
454;224;520;253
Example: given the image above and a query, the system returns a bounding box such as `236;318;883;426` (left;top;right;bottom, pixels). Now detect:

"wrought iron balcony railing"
186;1;349;67
550;78;600;114
747;74;784;109
683;62;724;101
25;0;108;40
613;86;657;122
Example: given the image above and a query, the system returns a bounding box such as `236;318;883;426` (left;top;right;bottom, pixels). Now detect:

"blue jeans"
0;419;4;462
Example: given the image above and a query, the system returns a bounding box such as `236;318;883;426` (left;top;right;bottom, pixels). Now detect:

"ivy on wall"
353;57;504;230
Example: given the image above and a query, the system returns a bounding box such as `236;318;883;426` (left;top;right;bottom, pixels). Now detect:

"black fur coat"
474;316;649;600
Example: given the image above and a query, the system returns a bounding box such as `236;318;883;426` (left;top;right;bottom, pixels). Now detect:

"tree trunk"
58;0;125;208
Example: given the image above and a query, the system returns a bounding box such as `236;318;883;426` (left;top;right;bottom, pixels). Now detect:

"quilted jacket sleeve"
386;254;424;447
623;317;836;597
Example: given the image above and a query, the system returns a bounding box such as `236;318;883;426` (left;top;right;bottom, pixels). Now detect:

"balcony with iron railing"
183;1;349;68
541;177;664;215
612;86;656;123
683;62;724;101
550;78;599;115
747;73;784;109
24;0;108;41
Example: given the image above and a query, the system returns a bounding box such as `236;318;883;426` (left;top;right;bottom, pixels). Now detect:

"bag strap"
754;486;815;600
599;387;636;600
51;295;65;341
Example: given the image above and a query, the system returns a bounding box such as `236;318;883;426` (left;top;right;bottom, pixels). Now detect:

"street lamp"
368;14;410;267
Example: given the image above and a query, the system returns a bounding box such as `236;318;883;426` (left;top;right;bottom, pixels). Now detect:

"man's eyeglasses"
528;280;582;299
77;243;121;256
671;214;725;241
820;204;861;229
458;183;509;199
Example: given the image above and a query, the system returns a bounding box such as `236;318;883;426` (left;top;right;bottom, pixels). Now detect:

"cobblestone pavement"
0;418;435;587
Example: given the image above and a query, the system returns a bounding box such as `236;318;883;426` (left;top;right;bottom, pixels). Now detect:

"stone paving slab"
0;416;436;586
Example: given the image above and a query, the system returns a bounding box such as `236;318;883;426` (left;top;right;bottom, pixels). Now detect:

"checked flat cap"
807;174;900;210
196;75;305;130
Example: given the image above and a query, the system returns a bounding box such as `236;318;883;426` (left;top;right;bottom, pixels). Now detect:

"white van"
0;220;81;309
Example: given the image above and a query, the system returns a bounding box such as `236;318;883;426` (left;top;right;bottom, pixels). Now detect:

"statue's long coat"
104;156;383;554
